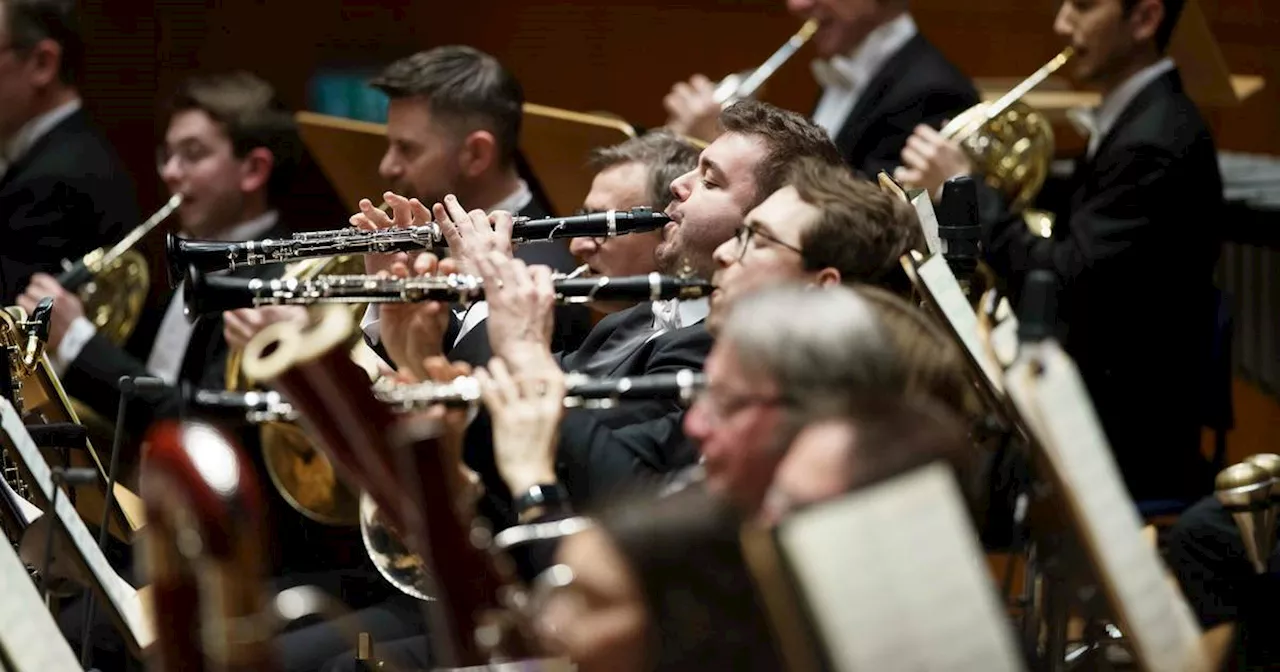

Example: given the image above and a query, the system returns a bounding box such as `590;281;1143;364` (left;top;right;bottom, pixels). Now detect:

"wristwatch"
515;483;570;519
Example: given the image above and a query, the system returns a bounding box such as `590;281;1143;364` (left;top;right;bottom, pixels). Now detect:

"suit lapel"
832;34;925;160
0;109;88;192
1070;71;1182;212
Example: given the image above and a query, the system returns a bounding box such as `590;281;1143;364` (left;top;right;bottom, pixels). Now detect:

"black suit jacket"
61;220;295;445
830;33;978;179
0;108;138;303
983;70;1223;501
455;303;714;526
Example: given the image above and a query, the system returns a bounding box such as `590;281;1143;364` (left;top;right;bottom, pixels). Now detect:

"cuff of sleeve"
53;316;97;375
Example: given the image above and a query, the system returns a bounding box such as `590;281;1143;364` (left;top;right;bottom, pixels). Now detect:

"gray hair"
721;285;905;413
588;130;699;210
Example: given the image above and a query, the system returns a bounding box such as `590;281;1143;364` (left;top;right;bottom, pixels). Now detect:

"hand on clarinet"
223;306;309;350
475;251;556;362
664;74;721;143
351;191;430;276
433;194;515;274
895;124;974;199
476;346;565;498
380;252;452;380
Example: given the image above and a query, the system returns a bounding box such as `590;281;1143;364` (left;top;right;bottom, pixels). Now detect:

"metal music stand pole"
78;375;165;668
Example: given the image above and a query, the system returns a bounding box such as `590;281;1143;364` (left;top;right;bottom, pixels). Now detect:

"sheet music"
778;463;1025;672
1005;345;1206;672
0;522;83;671
0;399;153;653
910;190;944;256
915;255;1004;393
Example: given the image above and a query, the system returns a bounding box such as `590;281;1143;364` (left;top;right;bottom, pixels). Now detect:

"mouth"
662;221;679;242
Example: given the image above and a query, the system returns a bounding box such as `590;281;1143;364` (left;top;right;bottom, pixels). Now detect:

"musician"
897;0;1222;502
759;395;970;525
570;130;699;314
551;157;926;506
1165;496;1280;670
368;45;574;272
664;0;978;178
20;71;299;448
0;0;137;303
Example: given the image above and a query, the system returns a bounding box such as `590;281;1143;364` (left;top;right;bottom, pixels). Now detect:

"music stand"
0;398;153;656
20;356;143;544
0;529;82;671
297;104;637;217
1002;337;1209;672
742;463;1027;672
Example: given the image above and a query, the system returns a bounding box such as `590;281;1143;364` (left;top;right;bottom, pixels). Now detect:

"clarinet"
183;269;712;318
167;207;670;280
185;370;706;423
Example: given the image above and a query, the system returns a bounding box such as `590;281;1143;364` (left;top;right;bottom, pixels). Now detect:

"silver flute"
167;207;670;281
184;270;713;318
186;370;706;424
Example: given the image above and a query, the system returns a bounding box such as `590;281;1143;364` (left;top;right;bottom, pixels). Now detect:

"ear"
1128;0;1165;45
238;147;276;196
813;267;842;287
26;40;63;88
458;129;498;179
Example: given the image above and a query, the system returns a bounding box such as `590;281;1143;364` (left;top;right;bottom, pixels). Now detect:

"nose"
378;148;400;181
159;155;183;189
568;236;597;258
712;237;737;268
1053;3;1074;40
670;170;694;202
683;397;711;442
786;0;813;15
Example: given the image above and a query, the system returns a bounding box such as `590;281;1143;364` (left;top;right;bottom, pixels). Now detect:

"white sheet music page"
916;255;1005;394
778;463;1025;672
0;473;43;525
910;189;944;256
1005;345;1207;672
0;398;154;653
0;536;83;671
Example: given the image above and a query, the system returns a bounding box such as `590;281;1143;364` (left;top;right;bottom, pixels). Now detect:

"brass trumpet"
58;194;183;345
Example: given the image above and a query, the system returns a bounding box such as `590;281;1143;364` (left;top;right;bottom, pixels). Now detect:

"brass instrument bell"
1215;461;1277;574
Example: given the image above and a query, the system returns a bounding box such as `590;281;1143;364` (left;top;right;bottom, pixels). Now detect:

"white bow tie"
810;58;855;91
651;299;683;332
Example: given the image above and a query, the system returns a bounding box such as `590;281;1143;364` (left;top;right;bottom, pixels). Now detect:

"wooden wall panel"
77;0;1280;216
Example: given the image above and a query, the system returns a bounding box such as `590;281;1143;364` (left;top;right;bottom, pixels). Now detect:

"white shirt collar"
489;179;533;214
1;98;82;170
1087;58;1176;156
650;296;710;332
215;210;279;242
820;13;918;91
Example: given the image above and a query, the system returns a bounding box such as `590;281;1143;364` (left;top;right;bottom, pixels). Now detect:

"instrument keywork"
167;207;670;279
183;269;713;317
185;370;706;423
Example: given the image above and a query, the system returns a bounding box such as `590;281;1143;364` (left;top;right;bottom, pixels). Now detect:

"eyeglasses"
156;143;215;174
691;384;786;425
731;224;804;262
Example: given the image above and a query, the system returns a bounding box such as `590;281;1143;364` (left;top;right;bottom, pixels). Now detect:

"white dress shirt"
810;13;918;141
0;98;82;181
54;211;281;384
648;296;709;341
1074;58;1177;159
361;181;534;347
